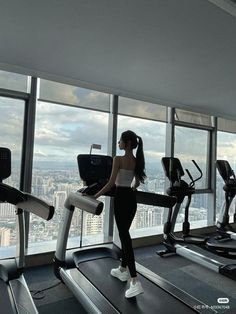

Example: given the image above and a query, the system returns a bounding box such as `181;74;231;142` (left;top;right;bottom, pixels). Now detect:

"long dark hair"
121;130;146;183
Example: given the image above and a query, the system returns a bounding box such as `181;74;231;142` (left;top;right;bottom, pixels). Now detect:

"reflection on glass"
29;101;109;254
0;69;29;92
39;79;110;112
118;96;167;122
0;97;25;258
175;109;213;126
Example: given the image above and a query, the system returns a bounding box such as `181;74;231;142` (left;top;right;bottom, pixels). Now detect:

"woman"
94;130;146;298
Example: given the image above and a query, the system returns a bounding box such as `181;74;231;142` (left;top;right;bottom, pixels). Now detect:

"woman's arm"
131;175;140;190
94;156;120;198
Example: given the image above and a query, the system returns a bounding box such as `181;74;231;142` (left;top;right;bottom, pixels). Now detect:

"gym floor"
24;244;236;314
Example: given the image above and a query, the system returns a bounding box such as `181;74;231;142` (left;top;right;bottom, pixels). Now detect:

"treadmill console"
0;147;11;182
77;154;114;195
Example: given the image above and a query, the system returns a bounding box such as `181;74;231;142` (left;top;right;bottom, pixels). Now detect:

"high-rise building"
0;203;15;219
0;228;11;246
83;213;103;235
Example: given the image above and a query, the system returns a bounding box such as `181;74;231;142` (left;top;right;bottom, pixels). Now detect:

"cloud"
33;100;168;163
40;80;79;105
118;115;166;153
33;101;110;160
34;150;48;157
3;89;236;168
0;97;24;155
218;142;234;148
40;80;109;111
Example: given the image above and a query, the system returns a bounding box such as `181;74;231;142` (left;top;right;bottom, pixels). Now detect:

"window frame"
0;87;31;257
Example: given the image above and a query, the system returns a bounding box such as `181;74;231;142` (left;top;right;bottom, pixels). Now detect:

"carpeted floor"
24;264;87;314
24;244;236;314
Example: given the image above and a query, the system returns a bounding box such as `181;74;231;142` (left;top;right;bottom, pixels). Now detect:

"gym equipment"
160;157;207;245
216;160;236;240
0;147;54;314
54;154;213;314
157;156;236;280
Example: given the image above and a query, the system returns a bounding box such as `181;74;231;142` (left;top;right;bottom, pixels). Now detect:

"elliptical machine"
216;160;236;240
157;157;207;255
157;156;236;281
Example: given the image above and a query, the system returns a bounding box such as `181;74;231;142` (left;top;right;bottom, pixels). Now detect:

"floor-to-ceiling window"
216;118;236;223
28;80;110;254
0;71;27;258
0;70;29;258
117;97;167;237
1;68;228;257
0;96;26;258
173;109;213;230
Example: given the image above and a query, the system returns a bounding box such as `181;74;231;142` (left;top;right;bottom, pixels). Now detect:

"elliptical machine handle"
185;160;203;188
185;169;194;187
168;158;174;186
192;160;203;180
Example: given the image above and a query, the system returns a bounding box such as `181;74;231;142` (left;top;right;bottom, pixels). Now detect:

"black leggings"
114;186;137;278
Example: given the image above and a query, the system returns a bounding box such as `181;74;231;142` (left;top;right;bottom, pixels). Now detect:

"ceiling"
0;0;236;119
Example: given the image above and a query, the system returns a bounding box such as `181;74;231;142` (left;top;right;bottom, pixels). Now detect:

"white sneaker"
110;267;129;282
125;281;144;298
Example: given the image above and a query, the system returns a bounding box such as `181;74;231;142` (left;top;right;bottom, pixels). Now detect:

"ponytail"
120;130;146;183
135;136;146;183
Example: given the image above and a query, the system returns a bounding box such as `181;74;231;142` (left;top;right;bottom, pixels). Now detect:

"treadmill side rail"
175;245;223;273
60;268;119;314
135;262;216;314
0;280;18;314
9;275;38;314
219;264;236;280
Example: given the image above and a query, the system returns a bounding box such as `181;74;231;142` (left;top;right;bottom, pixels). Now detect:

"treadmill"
0;147;55;314
54;154;215;314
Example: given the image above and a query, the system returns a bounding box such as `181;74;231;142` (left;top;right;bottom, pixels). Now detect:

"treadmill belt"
78;257;196;314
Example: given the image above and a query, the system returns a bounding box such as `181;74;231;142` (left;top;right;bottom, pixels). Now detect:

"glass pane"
216;131;236;222
29;101;109;254
118;96;167;122
175;109;213;127
0;69;29;92
218;117;236;133
82;197;105;246
175;126;209;189
174;126;210;229
173;194;208;232
0;97;25;259
39;79;110;112
117;115;166;237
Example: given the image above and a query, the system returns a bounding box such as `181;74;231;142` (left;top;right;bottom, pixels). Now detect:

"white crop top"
115;169;134;187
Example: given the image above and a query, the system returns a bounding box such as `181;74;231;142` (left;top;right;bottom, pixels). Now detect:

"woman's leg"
114;189;137;277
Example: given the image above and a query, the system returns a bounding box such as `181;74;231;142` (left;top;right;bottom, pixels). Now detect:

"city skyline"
1;162;228;259
2;77;236;260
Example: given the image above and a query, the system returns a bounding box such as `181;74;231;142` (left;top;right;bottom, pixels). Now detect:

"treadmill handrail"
0;183;54;220
0;183;26;205
16;193;54;220
65;191;104;215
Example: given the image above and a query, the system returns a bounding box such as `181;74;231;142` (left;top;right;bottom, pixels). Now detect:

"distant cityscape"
0;162;229;257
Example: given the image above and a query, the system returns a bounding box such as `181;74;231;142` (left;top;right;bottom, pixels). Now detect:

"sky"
1;75;236;175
